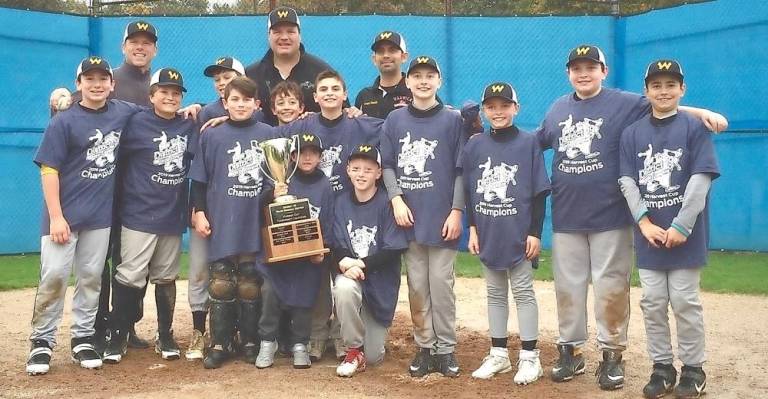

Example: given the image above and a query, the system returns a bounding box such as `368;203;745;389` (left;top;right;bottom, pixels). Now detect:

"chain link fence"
1;0;766;253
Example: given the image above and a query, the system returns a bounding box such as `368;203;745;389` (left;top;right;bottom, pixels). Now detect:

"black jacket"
354;73;413;119
246;44;334;126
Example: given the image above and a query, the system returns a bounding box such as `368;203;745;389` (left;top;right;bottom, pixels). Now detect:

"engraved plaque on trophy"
259;136;329;263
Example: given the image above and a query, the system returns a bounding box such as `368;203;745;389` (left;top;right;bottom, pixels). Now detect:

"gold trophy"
259;136;329;263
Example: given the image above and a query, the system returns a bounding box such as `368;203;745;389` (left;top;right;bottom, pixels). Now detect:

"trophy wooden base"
262;218;330;263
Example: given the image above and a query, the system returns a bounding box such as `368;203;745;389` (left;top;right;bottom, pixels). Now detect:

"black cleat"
409;348;433;377
596;350;625;390
71;336;102;369
155;331;181;360
435;353;460;378
551;344;585;382
128;327;151;349
643;363;677;398
103;330;128;364
674;366;706;398
203;346;228;369
26;339;53;375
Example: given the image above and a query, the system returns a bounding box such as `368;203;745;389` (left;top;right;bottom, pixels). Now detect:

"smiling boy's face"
347;157;381;192
645;75;685;115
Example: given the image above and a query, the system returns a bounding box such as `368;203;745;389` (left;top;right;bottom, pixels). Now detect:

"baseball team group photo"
0;0;766;398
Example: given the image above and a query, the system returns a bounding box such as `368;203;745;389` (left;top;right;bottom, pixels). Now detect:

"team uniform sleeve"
379;117;398;170
624;91;652;126
188;133;210;184
619;125;637;179
320;185;336;247
670;173;713;237
529;138;551;237
360;116;384;145
380;200;409;251
460;141;477;227
34;115;69;170
688;123;721;179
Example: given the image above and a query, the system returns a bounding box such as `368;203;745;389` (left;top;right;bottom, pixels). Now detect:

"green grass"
1;251;767;295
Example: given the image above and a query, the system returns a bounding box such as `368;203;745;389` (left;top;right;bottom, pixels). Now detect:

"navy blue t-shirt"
34;100;141;236
278;114;383;194
620;112;720;270
535;88;650;232
333;188;408;326
258;169;335;308
193;100;265;158
119;108;196;235
460;128;550;270
380;105;464;248
188;119;278;262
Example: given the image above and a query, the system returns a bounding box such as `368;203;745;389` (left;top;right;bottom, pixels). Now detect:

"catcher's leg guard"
204;260;237;369
236;262;262;363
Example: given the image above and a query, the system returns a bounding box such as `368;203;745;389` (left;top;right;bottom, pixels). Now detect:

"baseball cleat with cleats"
203;345;227;369
514;349;544;385
185;329;205;360
336;348;366;377
551;344;585;382
435;353;460;378
674;366;706;398
103;331;128;364
409;348;433;377
471;347;512;379
26;339;53;376
595;349;625;390
71;337;102;369
643;363;677;399
155;331;181;360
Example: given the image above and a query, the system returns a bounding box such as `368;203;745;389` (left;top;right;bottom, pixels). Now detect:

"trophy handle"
286;134;300;184
258;142;276;184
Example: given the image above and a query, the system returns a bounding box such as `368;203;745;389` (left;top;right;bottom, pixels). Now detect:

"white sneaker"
255;340;278;369
471;347;512;379
514;349;543;385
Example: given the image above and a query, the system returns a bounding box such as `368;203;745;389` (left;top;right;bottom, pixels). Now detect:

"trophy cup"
259;136;330;263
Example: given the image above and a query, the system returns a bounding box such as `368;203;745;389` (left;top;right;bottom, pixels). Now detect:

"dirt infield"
2;278;767;399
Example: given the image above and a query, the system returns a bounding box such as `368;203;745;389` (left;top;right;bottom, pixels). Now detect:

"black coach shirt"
354;73;413;119
246;44;335;126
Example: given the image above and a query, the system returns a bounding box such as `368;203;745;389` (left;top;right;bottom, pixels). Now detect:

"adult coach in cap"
355;31;413;119
246;6;347;126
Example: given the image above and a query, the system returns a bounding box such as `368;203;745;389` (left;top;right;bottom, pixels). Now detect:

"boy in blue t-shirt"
380;56;465;378
254;133;334;370
462;83;550;385
620;60;719;399
333;145;408;377
189;76;278;369
185;55;251;361
536;45;727;390
26;57;141;375
103;68;195;364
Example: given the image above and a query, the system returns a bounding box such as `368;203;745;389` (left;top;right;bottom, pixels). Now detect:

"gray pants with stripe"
483;259;538;341
30;228;111;347
639;268;706;367
187;232;209;312
552;227;633;351
333;275;389;365
405;242;458;355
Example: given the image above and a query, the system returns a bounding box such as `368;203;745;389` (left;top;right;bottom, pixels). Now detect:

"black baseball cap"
76;56;113;79
482;82;519;104
407;55;441;76
150;68;186;92
566;44;606;67
268;7;300;30
204;56;246;77
645;59;684;84
297;133;323;152
371;31;407;53
348;144;381;165
123;20;158;42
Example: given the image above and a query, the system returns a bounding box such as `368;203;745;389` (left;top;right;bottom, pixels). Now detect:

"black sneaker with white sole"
551;344;585;382
26;339;53;375
596;349;625;390
71;336;102;369
435;353;460;378
674;366;706;398
409;348;433;377
643;363;677;399
103;330;128;364
155;331;181;360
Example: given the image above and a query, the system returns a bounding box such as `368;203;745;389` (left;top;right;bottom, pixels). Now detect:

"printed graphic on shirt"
151;131;188;186
320;145;343;190
392;95;411;109
226;140;263;197
309;203;320;220
474;157;519;218
347;220;377;258
83;129;121;179
638;144;684;209
396;131;438;191
556;114;605;174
